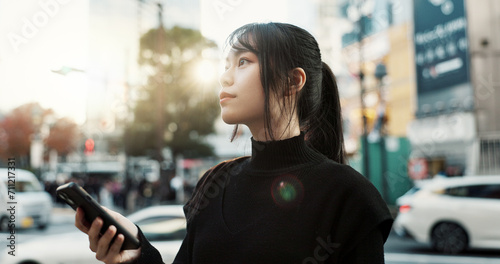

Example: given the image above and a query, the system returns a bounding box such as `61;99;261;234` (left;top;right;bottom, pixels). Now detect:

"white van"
0;168;53;231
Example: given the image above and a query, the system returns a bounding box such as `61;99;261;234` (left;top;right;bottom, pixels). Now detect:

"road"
385;230;500;264
1;206;78;244
2;208;500;264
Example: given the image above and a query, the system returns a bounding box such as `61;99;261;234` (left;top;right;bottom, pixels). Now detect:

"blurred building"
337;0;500;200
408;0;500;177
336;0;414;204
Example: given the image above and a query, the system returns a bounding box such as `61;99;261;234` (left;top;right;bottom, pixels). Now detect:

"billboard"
413;0;473;117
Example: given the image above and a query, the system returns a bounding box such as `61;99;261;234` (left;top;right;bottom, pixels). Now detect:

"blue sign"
413;0;472;117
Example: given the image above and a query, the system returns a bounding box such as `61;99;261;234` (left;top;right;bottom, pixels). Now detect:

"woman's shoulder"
221;156;251;165
313;159;370;186
211;156;250;171
306;159;390;209
313;159;393;227
198;156;250;180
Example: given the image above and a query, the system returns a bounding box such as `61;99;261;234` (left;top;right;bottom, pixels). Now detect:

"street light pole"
375;62;389;202
355;4;370;180
155;2;165;163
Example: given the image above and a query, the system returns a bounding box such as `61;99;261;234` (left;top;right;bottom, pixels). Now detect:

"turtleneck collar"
248;132;326;172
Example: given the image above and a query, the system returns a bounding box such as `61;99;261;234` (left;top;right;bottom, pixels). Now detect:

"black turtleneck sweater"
136;133;393;264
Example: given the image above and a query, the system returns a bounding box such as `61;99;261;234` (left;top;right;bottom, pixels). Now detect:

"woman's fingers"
74;207;90;233
108;234;125;255
101;234;126;263
74;206;141;263
88;217;103;252
95;225;118;261
100;234;142;264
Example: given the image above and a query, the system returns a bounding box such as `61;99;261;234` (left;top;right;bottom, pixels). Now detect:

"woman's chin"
220;113;238;125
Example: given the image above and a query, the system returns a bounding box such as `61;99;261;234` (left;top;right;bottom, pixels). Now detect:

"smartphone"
56;182;140;250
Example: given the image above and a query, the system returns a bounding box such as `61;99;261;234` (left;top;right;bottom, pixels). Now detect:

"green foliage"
125;26;220;159
138;26;217;65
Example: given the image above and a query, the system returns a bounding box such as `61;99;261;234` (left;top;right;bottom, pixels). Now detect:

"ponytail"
303;62;346;164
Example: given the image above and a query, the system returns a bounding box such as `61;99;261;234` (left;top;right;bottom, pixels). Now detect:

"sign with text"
413;0;473;117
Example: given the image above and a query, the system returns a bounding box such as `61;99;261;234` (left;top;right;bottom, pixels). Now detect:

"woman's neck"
248;118;301;142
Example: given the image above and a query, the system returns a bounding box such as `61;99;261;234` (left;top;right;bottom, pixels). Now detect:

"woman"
75;22;393;264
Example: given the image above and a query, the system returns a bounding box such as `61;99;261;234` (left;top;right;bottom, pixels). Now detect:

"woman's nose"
219;68;233;88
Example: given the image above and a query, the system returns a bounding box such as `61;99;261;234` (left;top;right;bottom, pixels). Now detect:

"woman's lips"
219;92;235;104
220;97;232;103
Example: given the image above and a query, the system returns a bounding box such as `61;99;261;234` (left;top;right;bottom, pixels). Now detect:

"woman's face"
219;48;266;130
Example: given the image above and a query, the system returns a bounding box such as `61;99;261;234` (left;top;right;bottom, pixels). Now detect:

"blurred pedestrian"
74;22;393;264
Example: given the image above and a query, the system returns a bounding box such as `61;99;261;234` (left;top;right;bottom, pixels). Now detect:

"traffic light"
84;138;94;155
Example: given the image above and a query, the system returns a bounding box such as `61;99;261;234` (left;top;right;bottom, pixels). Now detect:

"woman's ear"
287;67;306;96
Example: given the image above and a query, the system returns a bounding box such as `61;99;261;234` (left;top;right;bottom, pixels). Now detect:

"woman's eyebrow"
226;49;251;62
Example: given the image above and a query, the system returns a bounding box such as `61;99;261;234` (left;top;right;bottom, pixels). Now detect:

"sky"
0;0;317;126
0;0;90;123
200;0;316;48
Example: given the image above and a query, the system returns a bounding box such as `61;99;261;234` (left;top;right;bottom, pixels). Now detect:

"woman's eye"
238;59;248;66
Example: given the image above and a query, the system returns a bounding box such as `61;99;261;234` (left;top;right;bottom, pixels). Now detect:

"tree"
45;117;79;161
0;103;53;167
124;26;220;160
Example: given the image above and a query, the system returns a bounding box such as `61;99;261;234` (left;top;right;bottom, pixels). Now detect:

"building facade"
409;0;500;177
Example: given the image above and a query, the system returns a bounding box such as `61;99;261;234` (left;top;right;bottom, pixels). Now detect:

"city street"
0;206;78;244
385;231;500;264
1;208;499;264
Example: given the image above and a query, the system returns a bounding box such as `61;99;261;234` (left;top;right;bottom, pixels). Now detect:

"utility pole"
155;2;165;162
375;62;388;202
355;2;370;180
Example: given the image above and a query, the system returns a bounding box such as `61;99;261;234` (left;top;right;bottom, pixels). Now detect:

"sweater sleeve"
340;226;386;263
172;236;189;263
330;165;394;262
135;225;165;264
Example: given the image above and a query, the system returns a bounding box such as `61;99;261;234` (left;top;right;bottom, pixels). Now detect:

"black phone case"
56;182;140;250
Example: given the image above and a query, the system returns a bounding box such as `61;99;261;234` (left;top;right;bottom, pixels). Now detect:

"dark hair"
185;22;346;222
227;22;346;164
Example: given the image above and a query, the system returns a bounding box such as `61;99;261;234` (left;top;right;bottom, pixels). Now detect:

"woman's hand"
75;207;141;264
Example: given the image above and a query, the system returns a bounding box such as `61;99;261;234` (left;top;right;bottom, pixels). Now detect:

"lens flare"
271;174;304;208
279;181;296;201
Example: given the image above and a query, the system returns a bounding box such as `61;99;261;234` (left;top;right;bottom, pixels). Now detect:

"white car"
0;205;186;264
0;168;52;231
393;175;500;254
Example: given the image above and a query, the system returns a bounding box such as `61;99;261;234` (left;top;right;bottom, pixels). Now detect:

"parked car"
0;205;186;264
393;175;500;254
0;168;52;231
